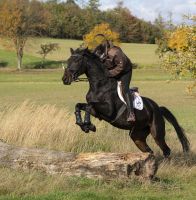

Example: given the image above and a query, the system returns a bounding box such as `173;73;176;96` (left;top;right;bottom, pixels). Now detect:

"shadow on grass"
0;61;8;68
24;60;66;69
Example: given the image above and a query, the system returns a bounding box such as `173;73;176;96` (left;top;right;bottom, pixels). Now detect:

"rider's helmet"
93;34;113;60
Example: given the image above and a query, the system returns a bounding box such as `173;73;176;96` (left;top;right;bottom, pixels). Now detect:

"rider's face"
95;43;105;57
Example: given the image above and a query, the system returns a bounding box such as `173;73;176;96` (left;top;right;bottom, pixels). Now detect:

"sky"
99;0;195;23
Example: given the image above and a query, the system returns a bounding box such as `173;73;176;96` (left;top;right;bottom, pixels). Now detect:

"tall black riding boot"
125;93;135;122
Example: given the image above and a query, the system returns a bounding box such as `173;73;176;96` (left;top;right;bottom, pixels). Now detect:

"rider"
93;36;135;122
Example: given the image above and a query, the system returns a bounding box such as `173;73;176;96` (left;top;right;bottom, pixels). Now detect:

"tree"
37;43;59;68
140;20;160;44
168;27;189;51
66;0;76;5
83;23;120;49
87;0;100;11
45;0;86;39
82;0;102;34
63;2;86;39
158;21;196;93
0;0;48;70
45;1;66;38
103;6;144;43
42;0;162;44
166;12;175;31
154;13;165;38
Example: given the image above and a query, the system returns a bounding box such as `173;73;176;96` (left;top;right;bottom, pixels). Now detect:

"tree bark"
17;54;22;70
17;49;23;70
0;141;157;180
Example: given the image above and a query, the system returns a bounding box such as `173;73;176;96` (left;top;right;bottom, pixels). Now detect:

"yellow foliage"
83;23;120;50
168;27;190;51
160;23;196;93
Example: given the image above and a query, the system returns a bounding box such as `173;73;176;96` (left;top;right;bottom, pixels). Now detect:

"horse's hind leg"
130;127;153;154
150;117;171;158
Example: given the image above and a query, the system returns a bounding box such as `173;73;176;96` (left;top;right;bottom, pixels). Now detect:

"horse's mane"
75;48;105;69
74;48;98;59
74;48;115;85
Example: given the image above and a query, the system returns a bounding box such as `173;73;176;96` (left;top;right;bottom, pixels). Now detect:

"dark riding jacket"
103;46;132;78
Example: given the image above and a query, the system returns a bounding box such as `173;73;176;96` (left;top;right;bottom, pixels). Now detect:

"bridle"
67;53;86;81
67;51;110;83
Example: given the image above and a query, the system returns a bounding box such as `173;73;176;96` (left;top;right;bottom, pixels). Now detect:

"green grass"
0;69;195;132
0;70;195;199
0;49;62;69
0;166;195;200
122;43;159;68
0;38;159;68
0;40;195;200
0;68;173;82
0;49;43;68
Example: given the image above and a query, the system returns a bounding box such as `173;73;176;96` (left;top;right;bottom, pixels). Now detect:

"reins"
79;52;109;83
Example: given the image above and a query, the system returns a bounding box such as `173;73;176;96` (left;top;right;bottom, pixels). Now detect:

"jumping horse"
62;48;190;157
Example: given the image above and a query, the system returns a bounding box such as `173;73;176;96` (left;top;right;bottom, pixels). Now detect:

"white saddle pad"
117;81;143;110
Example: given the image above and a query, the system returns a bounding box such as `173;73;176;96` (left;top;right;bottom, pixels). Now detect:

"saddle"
117;81;143;111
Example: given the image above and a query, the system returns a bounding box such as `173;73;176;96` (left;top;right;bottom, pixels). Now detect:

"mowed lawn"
0;38;159;68
0;69;195;133
0;40;196;200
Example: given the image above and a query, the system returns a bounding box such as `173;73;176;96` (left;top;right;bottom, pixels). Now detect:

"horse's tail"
159;106;190;153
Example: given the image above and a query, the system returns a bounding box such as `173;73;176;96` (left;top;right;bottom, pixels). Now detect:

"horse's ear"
70;48;74;55
82;47;88;56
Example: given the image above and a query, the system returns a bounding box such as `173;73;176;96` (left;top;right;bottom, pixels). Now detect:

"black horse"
62;48;190;157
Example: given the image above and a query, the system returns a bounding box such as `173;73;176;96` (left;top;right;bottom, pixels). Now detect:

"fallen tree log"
0;141;157;180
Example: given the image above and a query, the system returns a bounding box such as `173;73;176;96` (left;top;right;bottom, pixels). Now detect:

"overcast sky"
99;0;195;23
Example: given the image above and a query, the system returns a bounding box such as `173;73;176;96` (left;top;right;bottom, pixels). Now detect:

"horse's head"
62;48;87;85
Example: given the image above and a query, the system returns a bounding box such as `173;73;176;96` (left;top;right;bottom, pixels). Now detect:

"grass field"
0;38;159;68
0;39;196;200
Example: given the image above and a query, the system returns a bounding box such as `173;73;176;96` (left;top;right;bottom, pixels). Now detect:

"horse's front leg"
75;103;84;126
75;103;96;133
83;104;96;132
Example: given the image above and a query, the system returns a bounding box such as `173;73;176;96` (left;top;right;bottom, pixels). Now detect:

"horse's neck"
85;59;108;83
85;60;117;93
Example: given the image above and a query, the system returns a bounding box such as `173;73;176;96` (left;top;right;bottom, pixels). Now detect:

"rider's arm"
107;49;125;77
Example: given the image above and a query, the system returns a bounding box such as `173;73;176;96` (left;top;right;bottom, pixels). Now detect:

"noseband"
67;53;86;80
68;51;108;82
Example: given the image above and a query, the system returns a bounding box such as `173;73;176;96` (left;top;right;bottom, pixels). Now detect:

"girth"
110;104;126;124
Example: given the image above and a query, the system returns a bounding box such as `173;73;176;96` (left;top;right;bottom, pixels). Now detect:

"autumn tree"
83;23;120;50
158;19;196;93
0;0;48;70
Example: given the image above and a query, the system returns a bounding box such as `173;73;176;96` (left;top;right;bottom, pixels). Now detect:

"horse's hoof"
89;124;96;132
84;129;90;133
81;125;90;133
83;122;96;133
